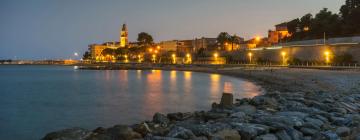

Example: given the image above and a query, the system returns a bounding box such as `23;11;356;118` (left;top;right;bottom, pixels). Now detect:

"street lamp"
324;51;330;65
157;46;161;49
255;36;261;42
214;53;218;64
138;55;142;63
149;48;153;53
152;54;156;63
281;51;286;65
172;54;176;64
186;53;191;64
248;52;252;64
124;55;128;63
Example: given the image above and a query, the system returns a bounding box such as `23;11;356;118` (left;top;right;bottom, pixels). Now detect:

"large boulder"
153;113;170;127
42;127;92;140
166;126;196;139
212;129;241;140
255;134;278;140
231;123;270;140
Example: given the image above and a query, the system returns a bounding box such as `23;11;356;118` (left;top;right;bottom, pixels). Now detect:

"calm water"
0;65;261;140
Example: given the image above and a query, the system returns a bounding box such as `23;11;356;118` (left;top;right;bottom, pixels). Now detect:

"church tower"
120;24;128;47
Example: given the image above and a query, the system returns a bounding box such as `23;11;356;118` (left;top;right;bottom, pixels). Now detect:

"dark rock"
153;113;170;126
230;111;246;119
167;112;193;121
233;105;257;115
335;126;350;137
275;111;308;119
300;127;318;136
254;115;304;127
232;123;269;140
220;93;234;108
255;134;278;140
179;122;231;137
106;125;142;140
42;127;92;140
313;131;340;140
212;129;241;140
144;134;183;140
284;128;303;140
275;130;291;140
304;117;324;128
166;126;195;139
203;112;227;121
132;123;152;136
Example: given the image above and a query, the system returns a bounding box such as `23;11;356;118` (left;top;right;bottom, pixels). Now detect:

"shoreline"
44;64;360;140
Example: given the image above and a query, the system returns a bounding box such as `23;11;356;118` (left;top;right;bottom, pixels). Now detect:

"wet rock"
203;112;227;121
304;117;324;129
300;127;318;136
275;111;308;119
144;134;183;140
153;113;170;126
254;115;304;127
179;122;231;137
230;111;246;119
233;105;257;115
166;126;195;139
212;129;241;140
132;123;152;136
106;125;142;140
313;131;340;140
42;127;92;140
275;130;291;140
220;93;234;108
252;96;278;108
232;123;269;140
167;112;193;121
255;134;278;140
335;126;350;137
284;128;303;140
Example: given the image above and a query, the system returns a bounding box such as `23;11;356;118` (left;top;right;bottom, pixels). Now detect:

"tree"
101;48;116;56
216;32;231;47
229;34;241;51
82;51;91;60
137;32;154;47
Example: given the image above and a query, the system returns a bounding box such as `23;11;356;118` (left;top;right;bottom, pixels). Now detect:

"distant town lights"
255;36;261;41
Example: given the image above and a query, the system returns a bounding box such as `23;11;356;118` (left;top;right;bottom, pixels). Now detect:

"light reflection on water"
0;66;261;140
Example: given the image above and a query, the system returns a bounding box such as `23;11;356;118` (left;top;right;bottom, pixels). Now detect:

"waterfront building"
120;24;128;47
158;40;178;52
268;22;291;44
177;40;194;55
192;37;217;52
89;24;131;61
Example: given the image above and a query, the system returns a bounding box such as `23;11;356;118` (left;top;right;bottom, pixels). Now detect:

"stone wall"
231;44;360;64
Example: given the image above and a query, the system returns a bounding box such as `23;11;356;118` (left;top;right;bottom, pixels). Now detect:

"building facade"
158;40;178;52
192;37;217;51
268;23;291;44
120;24;128;47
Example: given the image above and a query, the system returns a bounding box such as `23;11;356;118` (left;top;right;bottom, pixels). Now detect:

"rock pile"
42;91;360;140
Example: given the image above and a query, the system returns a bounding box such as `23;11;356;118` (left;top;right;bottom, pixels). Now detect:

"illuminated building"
120;24;128;47
268;22;291;44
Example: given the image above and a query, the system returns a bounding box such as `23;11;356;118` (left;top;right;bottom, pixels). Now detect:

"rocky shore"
43;66;360;140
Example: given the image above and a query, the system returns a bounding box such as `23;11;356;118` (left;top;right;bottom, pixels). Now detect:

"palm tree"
217;32;231;49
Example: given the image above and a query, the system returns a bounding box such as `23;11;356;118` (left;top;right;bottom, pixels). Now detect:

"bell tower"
120;24;128;47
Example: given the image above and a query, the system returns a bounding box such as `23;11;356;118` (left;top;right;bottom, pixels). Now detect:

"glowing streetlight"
124;55;128;63
213;53;218;64
157;46;161;49
149;48;153;53
186;53;191;64
138;55;142;62
324;51;330;65
172;54;176;64
152;54;156;63
281;51;286;65
255;36;261;42
74;52;79;57
248;52;253;64
154;50;158;54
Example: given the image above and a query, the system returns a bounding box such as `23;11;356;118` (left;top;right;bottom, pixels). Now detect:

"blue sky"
0;0;344;59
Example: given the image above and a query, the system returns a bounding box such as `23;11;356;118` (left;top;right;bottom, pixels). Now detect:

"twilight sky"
0;0;344;60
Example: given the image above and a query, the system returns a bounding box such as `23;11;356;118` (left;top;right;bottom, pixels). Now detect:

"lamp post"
214;53;218;64
152;54;156;63
248;52;252;64
172;54;176;64
186;53;191;64
324;51;330;65
281;51;286;65
138;55;142;63
124;55;128;63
